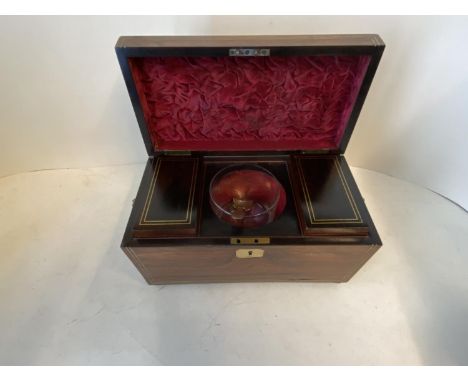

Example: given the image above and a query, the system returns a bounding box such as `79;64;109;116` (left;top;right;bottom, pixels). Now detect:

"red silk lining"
129;55;370;151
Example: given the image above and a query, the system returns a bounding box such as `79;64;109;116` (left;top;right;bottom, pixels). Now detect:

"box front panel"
124;244;379;284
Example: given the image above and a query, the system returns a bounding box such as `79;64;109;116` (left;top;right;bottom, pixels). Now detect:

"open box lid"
116;35;384;156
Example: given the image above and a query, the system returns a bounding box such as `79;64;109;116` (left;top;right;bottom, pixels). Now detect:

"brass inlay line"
296;159;317;224
333;158;362;222
139;157;198;226
140;157;162;224
297;156;363;225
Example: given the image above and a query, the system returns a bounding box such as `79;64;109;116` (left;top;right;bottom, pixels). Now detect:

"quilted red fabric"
129;55;370;151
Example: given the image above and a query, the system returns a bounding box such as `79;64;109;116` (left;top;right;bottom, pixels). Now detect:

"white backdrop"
0;16;467;209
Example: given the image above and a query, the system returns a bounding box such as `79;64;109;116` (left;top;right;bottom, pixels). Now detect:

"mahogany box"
116;35;384;284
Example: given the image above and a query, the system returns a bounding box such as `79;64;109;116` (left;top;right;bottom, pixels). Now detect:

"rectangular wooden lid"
116;34;384;156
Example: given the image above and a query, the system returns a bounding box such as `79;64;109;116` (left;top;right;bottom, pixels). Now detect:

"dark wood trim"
336;156;382;247
338;43;385;152
116;34;384;48
115;46;155;156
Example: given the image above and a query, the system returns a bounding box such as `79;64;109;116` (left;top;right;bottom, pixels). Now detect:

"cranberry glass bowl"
209;164;286;228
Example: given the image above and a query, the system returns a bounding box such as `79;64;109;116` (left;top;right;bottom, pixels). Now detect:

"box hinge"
300;149;333;155
161;150;192;156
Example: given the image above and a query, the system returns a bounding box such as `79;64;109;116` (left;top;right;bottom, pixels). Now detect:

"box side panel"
122;246;154;284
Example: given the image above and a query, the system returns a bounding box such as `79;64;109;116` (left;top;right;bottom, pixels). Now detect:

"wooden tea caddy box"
116;35;384;284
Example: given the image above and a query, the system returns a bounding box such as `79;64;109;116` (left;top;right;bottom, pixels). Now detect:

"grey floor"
0;164;467;365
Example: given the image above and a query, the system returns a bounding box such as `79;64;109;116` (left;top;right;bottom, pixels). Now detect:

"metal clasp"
229;48;270;57
230;237;270;245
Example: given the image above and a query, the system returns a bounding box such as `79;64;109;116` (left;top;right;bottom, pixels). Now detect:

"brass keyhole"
236;249;264;258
